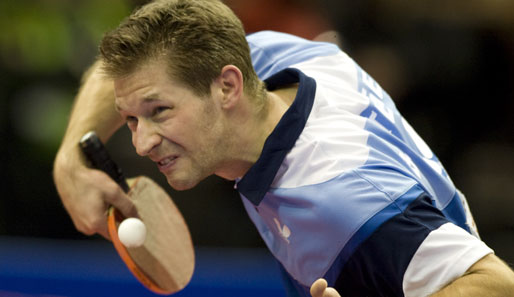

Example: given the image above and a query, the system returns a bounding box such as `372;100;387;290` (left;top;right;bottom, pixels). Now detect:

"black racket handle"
79;131;130;193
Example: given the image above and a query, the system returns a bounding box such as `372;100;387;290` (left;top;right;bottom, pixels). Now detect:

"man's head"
99;0;263;99
102;0;271;189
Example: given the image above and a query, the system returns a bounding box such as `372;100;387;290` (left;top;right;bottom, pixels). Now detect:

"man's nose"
133;119;161;156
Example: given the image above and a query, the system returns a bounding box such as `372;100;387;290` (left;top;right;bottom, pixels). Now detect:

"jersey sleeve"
247;31;340;80
239;36;492;296
331;191;492;297
402;222;492;296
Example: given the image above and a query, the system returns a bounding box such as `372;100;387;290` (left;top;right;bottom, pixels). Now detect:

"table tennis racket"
79;131;195;295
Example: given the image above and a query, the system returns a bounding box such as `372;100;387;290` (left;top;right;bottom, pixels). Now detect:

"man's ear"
214;65;243;109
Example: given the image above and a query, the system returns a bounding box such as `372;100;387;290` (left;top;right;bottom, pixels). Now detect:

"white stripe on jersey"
403;223;493;297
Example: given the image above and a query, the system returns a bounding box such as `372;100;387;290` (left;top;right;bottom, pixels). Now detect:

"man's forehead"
115;96;161;112
113;67;160;108
113;61;166;94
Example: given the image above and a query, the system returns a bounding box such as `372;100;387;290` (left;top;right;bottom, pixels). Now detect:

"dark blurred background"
1;0;513;266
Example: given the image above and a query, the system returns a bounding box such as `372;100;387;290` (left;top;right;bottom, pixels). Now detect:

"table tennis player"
53;0;514;296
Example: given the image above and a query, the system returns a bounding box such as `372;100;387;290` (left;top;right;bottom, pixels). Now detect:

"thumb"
103;180;138;219
116;189;139;219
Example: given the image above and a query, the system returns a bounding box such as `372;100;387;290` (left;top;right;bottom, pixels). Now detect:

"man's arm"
430;253;514;297
53;60;136;239
310;254;514;297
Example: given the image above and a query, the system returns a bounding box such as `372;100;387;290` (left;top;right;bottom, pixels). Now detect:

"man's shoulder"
246;30;308;43
247;30;341;80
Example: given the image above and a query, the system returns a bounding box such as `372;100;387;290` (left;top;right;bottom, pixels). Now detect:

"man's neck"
214;84;299;181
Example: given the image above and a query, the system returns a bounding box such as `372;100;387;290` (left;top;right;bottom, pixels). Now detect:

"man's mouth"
157;156;178;171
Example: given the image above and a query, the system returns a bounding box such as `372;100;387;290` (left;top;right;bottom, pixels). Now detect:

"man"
53;0;514;296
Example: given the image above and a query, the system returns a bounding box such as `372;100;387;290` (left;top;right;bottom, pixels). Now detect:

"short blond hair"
99;0;264;98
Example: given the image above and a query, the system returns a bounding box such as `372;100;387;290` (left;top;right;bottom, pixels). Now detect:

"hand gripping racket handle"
79;131;130;193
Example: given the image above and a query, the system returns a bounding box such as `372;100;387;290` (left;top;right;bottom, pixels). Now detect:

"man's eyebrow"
115;96;161;112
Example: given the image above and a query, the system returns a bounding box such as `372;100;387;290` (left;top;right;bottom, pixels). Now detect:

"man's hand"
310;278;341;297
54;152;137;239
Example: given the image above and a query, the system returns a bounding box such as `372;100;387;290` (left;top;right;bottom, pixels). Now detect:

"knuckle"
76;222;95;236
89;218;105;234
75;214;106;236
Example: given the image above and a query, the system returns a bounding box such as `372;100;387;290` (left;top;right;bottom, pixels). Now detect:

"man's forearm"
60;60;123;149
430;254;514;297
55;60;124;169
52;59;128;237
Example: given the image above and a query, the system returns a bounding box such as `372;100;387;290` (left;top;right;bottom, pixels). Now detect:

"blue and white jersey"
237;31;492;297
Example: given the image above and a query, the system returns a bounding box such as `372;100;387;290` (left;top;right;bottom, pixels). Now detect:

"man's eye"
153;106;170;116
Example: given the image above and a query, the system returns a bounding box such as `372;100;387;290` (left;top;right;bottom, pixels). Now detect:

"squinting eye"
154;106;169;115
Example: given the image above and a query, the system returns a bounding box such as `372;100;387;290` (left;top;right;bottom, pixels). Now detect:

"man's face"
114;61;228;190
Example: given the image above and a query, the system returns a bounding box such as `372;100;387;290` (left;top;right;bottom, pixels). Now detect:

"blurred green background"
0;0;130;236
1;0;513;265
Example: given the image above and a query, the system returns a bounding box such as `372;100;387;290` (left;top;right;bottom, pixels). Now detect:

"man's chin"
165;176;199;191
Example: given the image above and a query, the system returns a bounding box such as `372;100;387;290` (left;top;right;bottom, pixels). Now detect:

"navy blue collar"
237;68;316;206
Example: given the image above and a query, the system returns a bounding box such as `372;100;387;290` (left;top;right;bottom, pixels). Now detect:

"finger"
115;192;139;218
96;222;111;240
73;213;110;240
310;278;328;297
103;182;138;219
96;207;111;241
323;288;341;297
67;191;110;238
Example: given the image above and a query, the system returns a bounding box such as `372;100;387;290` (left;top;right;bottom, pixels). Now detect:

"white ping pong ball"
118;217;147;248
